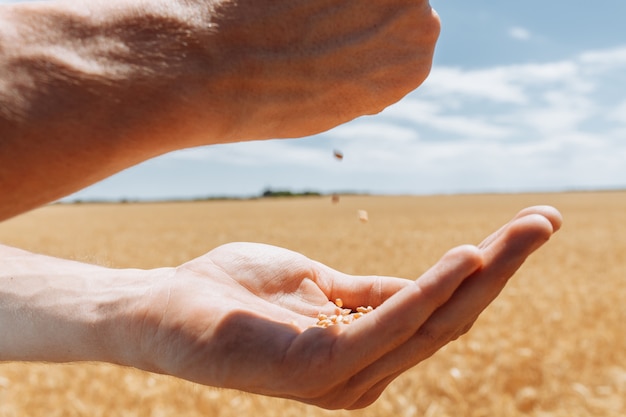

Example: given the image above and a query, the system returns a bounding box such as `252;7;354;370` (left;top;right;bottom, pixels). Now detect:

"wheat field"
0;192;624;417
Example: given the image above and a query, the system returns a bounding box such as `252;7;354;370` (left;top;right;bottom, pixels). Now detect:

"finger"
329;245;483;378
478;205;562;249
420;214;556;355
341;212;557;398
317;206;561;311
314;268;413;311
346;373;397;410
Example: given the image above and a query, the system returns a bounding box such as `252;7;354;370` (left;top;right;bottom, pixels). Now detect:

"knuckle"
452;320;477;341
416;323;455;347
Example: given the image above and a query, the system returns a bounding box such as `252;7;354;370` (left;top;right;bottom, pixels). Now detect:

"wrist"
96;266;177;370
0;245;173;366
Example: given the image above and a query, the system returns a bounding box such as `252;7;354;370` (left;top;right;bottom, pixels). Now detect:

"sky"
4;0;626;200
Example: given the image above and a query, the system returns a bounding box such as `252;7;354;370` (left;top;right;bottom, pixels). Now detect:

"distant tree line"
261;188;322;198
58;188;364;205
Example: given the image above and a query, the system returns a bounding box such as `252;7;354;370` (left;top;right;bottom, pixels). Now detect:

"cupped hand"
128;206;561;409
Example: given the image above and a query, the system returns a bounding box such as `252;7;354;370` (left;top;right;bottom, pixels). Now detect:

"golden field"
0;192;624;417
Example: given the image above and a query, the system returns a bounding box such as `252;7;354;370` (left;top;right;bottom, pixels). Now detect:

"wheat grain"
313;300;375;328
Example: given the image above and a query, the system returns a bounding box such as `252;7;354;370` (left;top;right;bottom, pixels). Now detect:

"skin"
0;0;563;410
0;0;439;221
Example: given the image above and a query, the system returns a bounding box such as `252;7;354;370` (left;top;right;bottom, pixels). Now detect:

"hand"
193;0;441;140
118;206;562;410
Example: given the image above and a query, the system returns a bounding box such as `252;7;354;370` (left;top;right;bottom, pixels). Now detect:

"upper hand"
205;0;440;138
156;0;441;143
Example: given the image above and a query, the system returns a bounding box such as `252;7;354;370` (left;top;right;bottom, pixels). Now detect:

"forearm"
0;1;230;220
0;244;161;364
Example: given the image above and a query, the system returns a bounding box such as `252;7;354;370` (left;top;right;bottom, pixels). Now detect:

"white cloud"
423;66;529;104
421;61;583;103
508;26;532;41
579;46;626;67
509;91;596;136
379;98;513;139
607;100;626;124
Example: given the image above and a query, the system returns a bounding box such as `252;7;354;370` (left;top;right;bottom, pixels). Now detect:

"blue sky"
4;0;626;200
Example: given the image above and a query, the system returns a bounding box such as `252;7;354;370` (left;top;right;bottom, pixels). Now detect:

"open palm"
132;206;561;409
